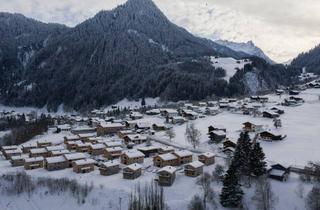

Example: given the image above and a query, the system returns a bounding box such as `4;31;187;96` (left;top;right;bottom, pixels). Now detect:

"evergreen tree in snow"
220;162;243;208
233;132;252;176
249;142;267;177
141;97;146;107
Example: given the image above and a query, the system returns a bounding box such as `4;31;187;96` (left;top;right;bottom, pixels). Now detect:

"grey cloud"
0;0;319;62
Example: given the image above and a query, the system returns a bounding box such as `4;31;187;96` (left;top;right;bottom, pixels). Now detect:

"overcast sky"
1;0;319;62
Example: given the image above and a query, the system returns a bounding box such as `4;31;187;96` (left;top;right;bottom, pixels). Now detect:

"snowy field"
155;88;320;166
210;57;251;81
0;88;319;210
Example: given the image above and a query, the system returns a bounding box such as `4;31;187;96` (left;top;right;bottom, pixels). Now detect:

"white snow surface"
210;56;251;81
0;89;320;210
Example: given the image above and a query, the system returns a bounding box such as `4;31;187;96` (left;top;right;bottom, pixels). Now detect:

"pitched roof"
158;166;177;174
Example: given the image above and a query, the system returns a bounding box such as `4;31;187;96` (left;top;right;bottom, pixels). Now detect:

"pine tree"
220;163;243;208
141;97;146;107
249;142;267;177
233;132;252;176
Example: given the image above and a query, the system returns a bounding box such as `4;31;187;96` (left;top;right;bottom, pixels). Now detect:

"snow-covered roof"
174;150;193;157
90;144;106;149
158;166;177;174
25;157;44;162
51;150;70;155
74;158;96;166
5;149;22;154
45;156;66;164
186;161;204;168
200;152;215;158
105;147;123;152
102;161;119;168
78;133;96;138
104;141;123;147
2;145;19;150
157;153;177;161
160;146;175;151
64;153;86;160
138;146;160;151
269;169;286;177
64;135;80;140
99;122;124;128
125;134;147;141
123;150;145;158
126;163;142;171
10;154;29;160
46;145;64;152
30;148;47;154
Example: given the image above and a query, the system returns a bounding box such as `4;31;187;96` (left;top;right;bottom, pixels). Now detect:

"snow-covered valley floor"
0;88;319;210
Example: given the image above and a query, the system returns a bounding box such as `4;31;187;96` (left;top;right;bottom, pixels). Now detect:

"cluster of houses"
0;128;216;186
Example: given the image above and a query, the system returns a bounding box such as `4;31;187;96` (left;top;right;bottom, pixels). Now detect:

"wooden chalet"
97;123;125;136
160;109;178;118
152;123;169;131
75;142;92;153
21;143;37;153
37;140;52;148
71;127;96;135
121;150;145;165
3;149;22;160
104;141;123;148
243;122;263;132
118;130;135;139
173;150;193;165
104;147;123;160
268;164;290;182
198;152;215;166
29;148;48;158
158;146;175;154
10;154;29;167
153;153;178;168
208;130;226;143
137;146;160;157
181;109;198;120
170;116;186;124
223;139;237;149
123;134;148;145
63;153;86;167
157;166;177;186
24;157;44;170
262;111;280;119
66;140;83;150
259;131;286;141
77;133;96;142
99;161;120;176
88;144;106;155
129;112;143;120
64;135;81;144
73;158;96;173
123;163;142;179
50;149;70;157
44;156;68;171
184;161;204;177
1;145;18;152
135;122;151;130
45;145;65;153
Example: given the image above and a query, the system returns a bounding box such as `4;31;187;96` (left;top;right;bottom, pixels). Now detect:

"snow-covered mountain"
0;0;297;111
216;40;275;64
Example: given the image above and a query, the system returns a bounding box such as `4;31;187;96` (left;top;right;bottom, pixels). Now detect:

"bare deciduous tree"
197;172;215;209
306;185;320;210
252;176;276;210
188;195;205;210
165;128;175;142
185;122;201;149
